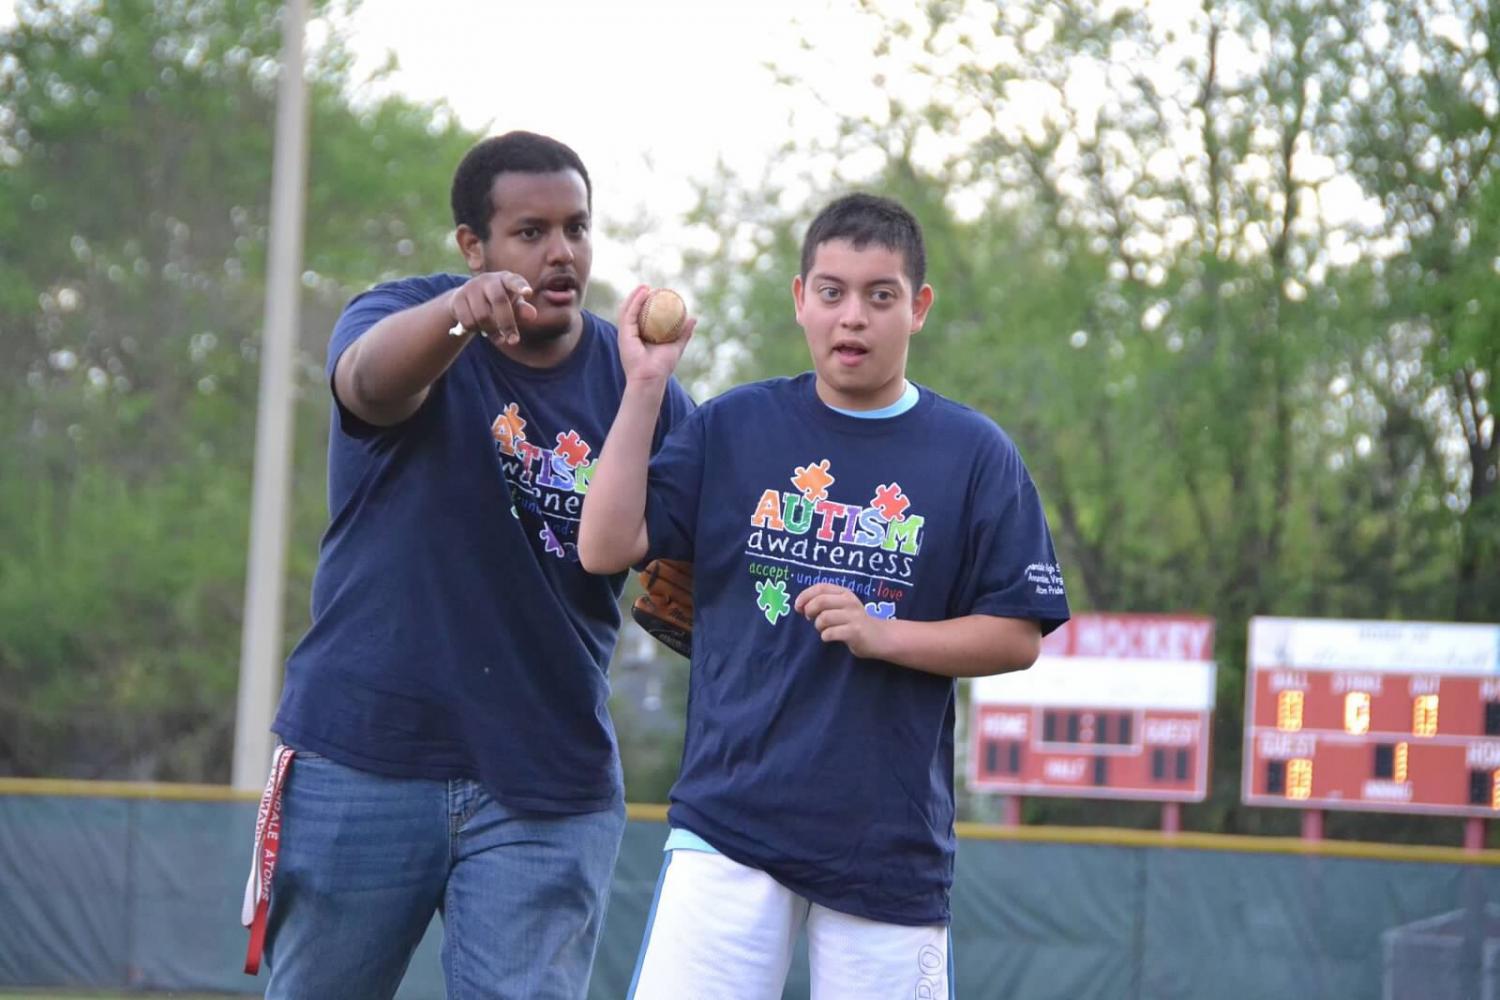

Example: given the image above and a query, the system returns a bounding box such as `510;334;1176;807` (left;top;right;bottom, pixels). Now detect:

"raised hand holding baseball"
618;285;695;382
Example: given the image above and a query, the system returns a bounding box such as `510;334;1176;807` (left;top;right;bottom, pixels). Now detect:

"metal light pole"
232;0;310;790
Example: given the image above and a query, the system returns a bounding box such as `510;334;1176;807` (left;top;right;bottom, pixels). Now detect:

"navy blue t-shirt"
643;373;1069;924
274;273;694;813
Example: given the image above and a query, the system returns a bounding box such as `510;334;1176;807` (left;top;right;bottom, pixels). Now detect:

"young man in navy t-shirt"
244;132;694;999
580;193;1070;998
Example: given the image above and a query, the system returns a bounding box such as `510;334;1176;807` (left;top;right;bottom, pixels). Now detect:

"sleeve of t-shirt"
642;405;709;563
651;376;697;452
325;276;451;439
957;429;1071;636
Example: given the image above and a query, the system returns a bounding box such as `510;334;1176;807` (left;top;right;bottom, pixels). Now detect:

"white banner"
1248;617;1500;675
972;656;1217;710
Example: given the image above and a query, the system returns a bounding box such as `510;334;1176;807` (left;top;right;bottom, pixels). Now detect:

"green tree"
0;0;477;779
1329;0;1499;623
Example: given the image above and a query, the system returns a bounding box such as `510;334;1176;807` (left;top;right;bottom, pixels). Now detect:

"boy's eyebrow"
809;271;904;288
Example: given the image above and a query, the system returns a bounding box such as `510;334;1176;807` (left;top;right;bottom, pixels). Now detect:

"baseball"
638;288;687;344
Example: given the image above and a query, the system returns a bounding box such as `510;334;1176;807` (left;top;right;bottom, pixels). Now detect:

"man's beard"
517;316;574;345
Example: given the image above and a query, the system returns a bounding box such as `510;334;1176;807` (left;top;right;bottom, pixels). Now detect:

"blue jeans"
262;751;626;999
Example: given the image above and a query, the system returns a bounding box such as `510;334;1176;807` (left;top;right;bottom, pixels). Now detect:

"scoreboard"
969;613;1217;802
1242;616;1500;817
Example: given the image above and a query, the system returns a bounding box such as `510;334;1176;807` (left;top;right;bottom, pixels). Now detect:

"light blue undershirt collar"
825;380;919;419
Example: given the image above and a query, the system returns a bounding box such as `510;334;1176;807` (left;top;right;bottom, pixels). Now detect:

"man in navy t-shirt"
579;193;1069;998
245;132;694;999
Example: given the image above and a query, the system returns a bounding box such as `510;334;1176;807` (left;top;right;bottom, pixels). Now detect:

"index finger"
500;272;538;326
500;271;533;297
481;279;536;345
477;283;520;343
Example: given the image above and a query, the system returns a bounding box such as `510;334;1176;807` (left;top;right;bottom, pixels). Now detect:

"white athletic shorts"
628;842;953;999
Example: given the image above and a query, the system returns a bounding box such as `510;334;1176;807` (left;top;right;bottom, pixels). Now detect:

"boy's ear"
455;225;484;273
910;284;935;332
791;274;807;323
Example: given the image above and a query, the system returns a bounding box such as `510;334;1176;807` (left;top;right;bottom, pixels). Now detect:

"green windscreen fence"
2;793;1498;999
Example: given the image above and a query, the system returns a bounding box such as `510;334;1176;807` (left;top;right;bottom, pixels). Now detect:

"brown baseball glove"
632;559;693;658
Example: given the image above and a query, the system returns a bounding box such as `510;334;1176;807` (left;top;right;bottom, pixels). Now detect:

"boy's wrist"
623;376;671;401
865;617;903;663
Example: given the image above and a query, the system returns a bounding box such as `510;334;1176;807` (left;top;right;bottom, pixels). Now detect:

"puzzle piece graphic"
870;483;910;522
554;430;592;469
864;601;897;620
756;579;792;625
791;460;835;503
492;403;527;454
539;523;566;558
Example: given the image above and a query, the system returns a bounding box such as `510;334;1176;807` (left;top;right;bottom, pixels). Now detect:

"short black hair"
450;131;591;240
799;193;926;290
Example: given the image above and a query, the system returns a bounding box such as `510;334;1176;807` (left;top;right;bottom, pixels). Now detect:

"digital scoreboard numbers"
1242;617;1500;817
968;614;1216;802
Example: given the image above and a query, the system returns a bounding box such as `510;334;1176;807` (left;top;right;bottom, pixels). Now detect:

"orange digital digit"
1412;695;1439;738
1344;692;1371;736
1277;690;1304;733
1288;758;1313;800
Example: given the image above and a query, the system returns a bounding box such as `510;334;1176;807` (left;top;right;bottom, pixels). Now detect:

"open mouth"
539;273;579;306
833;341;869;364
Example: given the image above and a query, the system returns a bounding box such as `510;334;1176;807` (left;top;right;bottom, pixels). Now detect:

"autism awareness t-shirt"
643;372;1069;925
274;273;694;813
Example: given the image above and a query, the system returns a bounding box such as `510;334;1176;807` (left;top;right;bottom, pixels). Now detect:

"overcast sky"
0;0;1380;288
331;0;883;286
0;0;885;285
